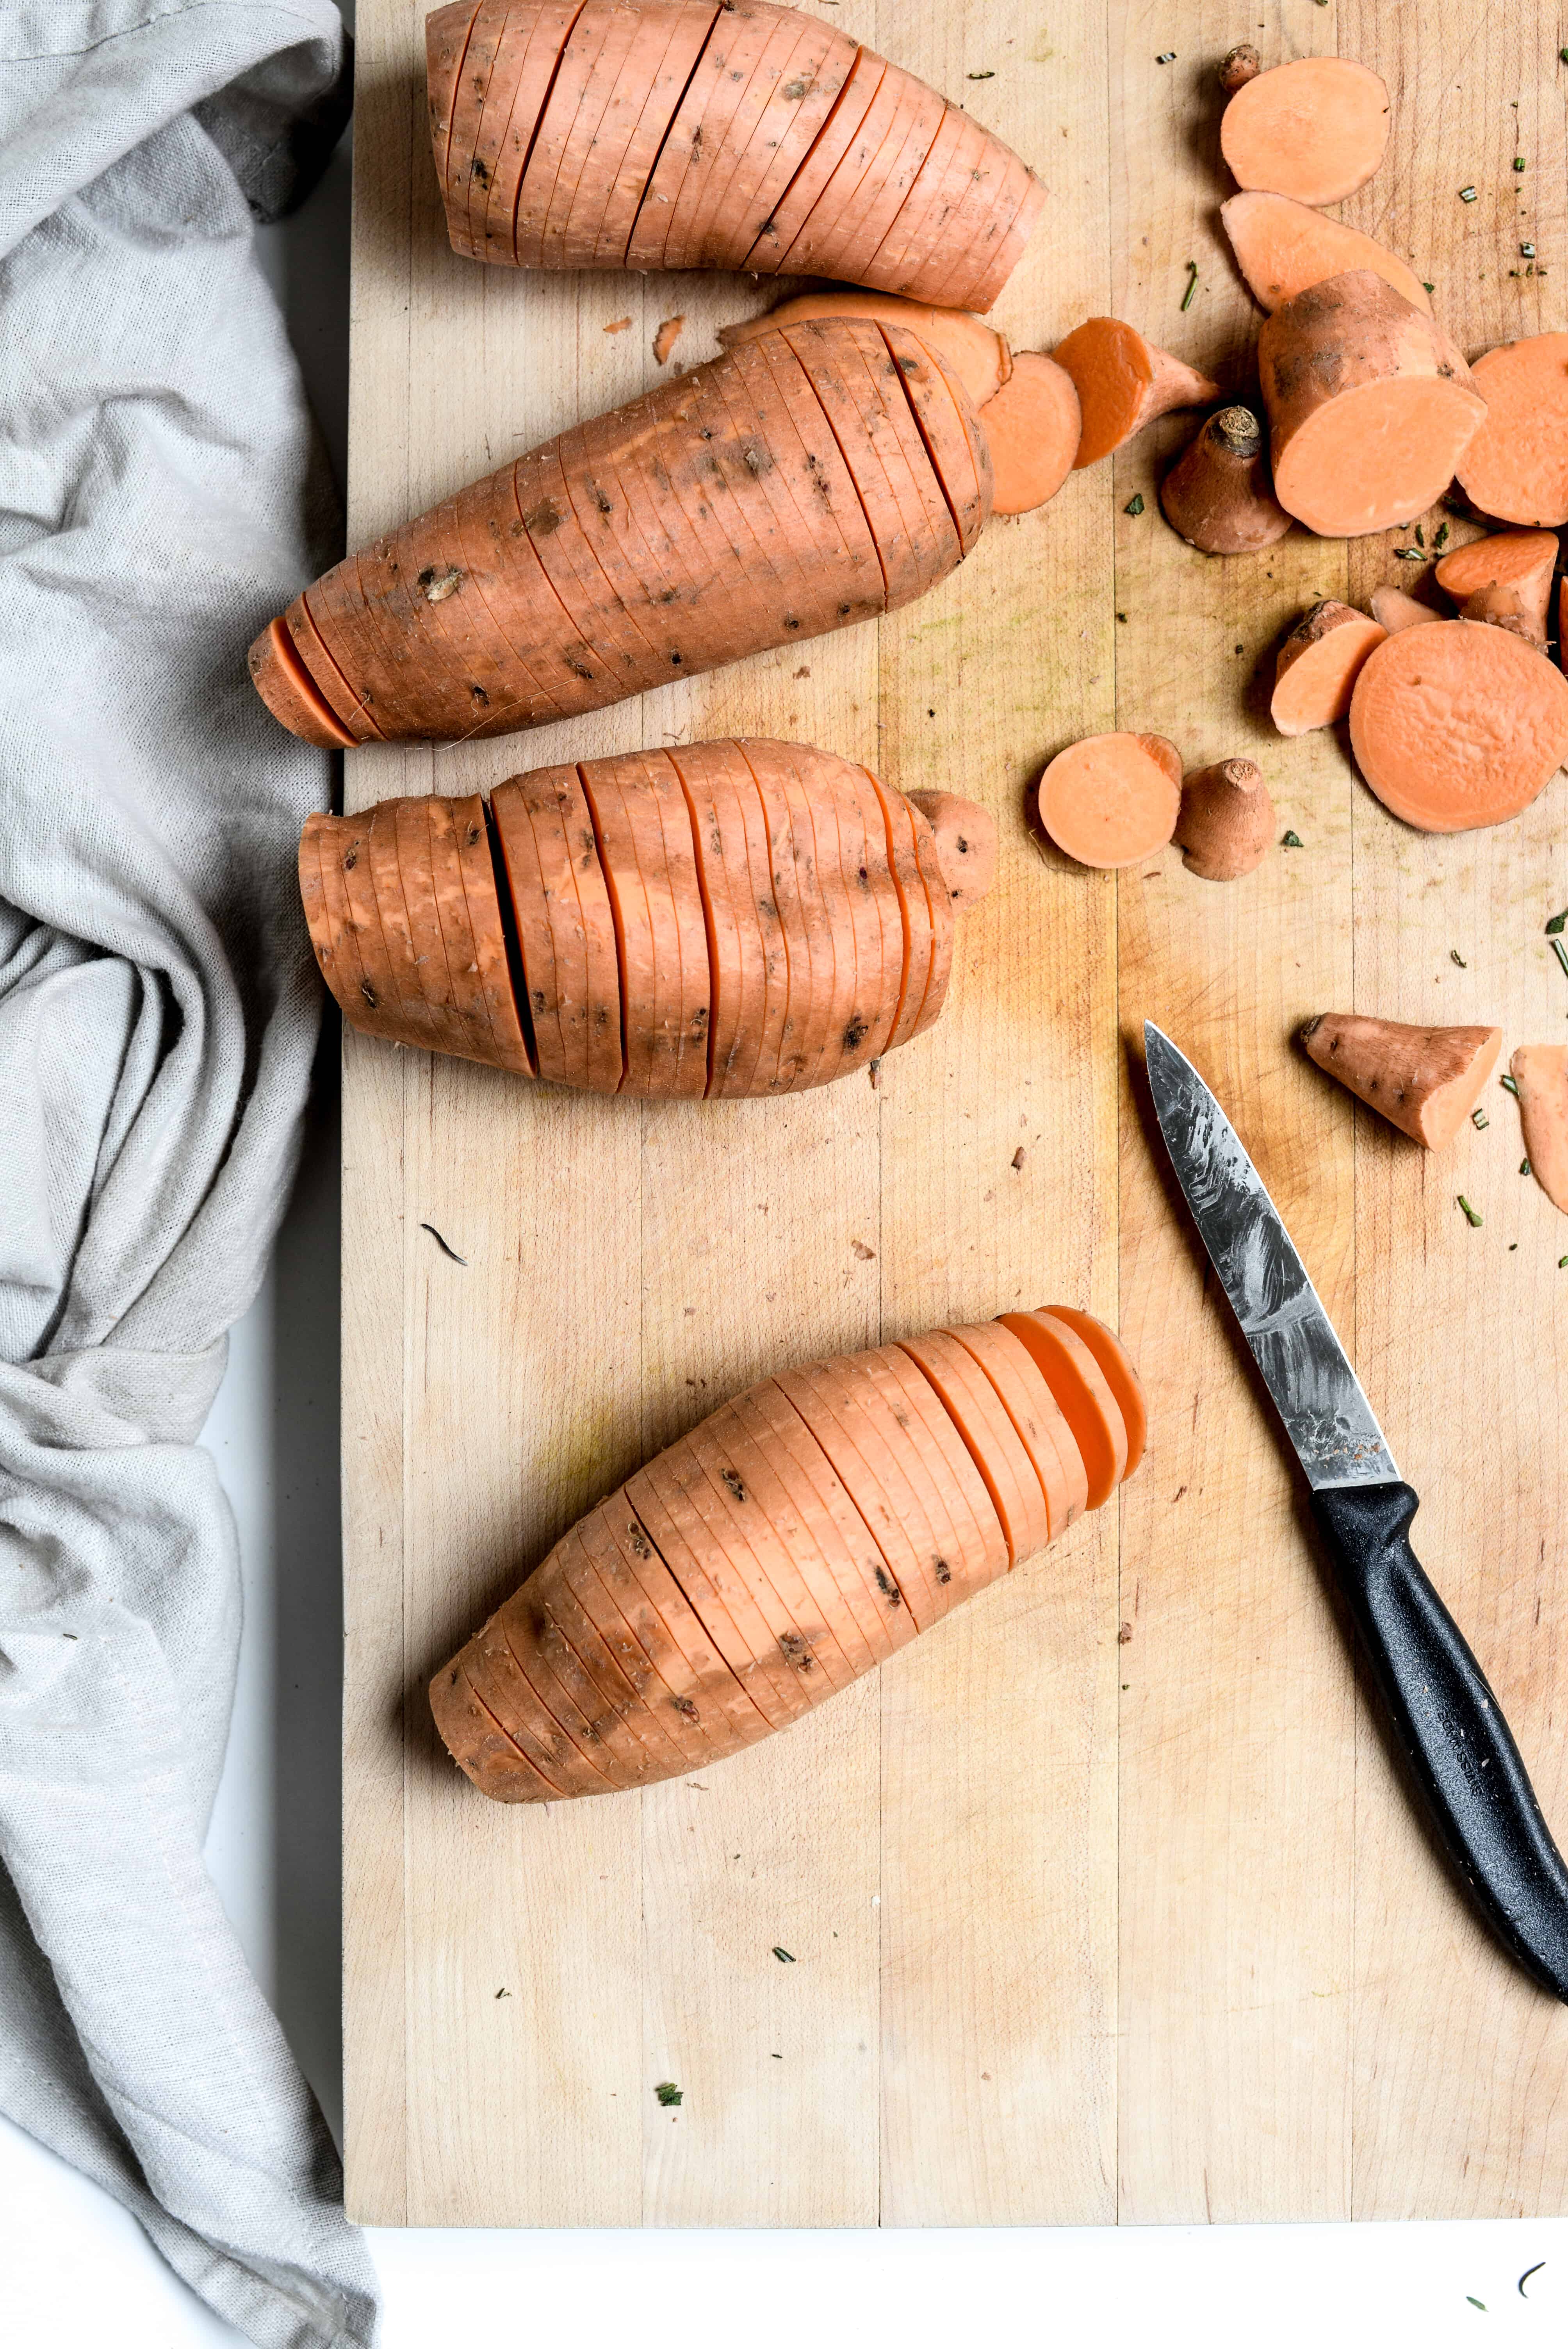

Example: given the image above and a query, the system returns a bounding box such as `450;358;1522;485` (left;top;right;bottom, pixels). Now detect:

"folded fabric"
0;3;375;2341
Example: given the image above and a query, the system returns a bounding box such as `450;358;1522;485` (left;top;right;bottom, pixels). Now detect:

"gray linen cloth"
0;4;376;2342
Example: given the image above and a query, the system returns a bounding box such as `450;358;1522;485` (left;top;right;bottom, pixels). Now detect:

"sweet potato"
1434;531;1557;649
1217;44;1261;94
303;743;982;1097
253;323;988;747
433;1304;1143;1801
431;0;1044;309
1258;273;1485;539
1369;583;1440;634
973;352;1082;517
1299;1015;1502;1150
1038;1307;1146;1481
1221;189;1430;316
1271;601;1386;736
1052;318;1219;469
719;291;1009;408
1220;56;1390;205
1160;405;1290;555
1511;1046;1568;1215
1454;336;1568;527
1348;620;1568;832
1037;733;1181;870
1172;758;1274;882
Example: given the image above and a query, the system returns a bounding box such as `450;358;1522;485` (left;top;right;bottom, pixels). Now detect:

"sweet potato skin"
1301;1015;1501;1150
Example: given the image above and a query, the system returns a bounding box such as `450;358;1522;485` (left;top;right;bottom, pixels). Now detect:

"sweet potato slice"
574;2;720;267
906;791;997;912
880;323;992;556
247;618;355;750
577;750;709;1098
1455;335;1568;528
1434;531;1557;647
739;331;889;615
516;765;620;1089
996;1310;1127;1510
1052;319;1219;470
426;1;484;201
565;1508;735;1764
451;792;534;1073
773;57;938;284
975;351;1082;517
285;600;380;742
704;342;866;630
950;1318;1083;1545
741;45;886;272
299;817;374;1035
428;1659;562;1802
910;137;1042;317
720;292;1007;411
813;753;898;1076
737;739;818;1092
1369;583;1440;634
547;1525;713;1772
674;8;823;269
511;0;633;267
897;1329;1046;1566
444;0;513;254
338;804;425;1052
465;1608;618;1791
1037;733;1181;871
1271;601;1387;737
709;13;862;263
1221;189;1428;316
1037;1307;1146;1482
490;767;576;1084
587;1495;773;1749
741;1381;918;1658
770;319;943;612
1300;1014;1502;1150
864;775;931;1052
903;797;956;1038
1221;55;1389;205
494;1572;666;1787
1348;619;1568;832
807;68;951;294
871;1342;1009;1600
674;741;775;1098
772;1356;948;1631
394;793;500;1066
479;0;586;263
1258;272;1485;539
1511;1046;1568;1214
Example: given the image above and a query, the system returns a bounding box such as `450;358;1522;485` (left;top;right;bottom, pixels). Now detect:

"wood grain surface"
342;0;1568;2224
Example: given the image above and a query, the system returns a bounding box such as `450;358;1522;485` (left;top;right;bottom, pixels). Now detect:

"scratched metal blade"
1144;1023;1399;1490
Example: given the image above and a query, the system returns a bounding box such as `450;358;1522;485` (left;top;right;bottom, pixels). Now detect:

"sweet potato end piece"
1512;1046;1568;1214
249;615;356;748
1173;759;1274;882
1301;1014;1502;1150
905;792;996;908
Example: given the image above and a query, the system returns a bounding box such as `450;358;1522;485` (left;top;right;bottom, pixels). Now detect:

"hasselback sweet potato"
427;0;1045;312
432;1305;1143;1799
250;320;991;747
300;739;995;1097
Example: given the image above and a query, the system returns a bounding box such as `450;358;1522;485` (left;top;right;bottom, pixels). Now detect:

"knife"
1144;1019;1568;2001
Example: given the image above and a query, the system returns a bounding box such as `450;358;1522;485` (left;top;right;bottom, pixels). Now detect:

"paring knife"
1144;1020;1568;2002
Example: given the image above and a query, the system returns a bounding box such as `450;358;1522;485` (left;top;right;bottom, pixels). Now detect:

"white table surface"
4;67;1568;2349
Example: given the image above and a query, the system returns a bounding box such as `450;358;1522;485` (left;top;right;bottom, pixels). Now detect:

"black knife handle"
1313;1481;1568;2001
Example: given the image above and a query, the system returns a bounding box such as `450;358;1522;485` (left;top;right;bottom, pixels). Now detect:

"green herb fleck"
655;2080;684;2107
1415;524;1425;547
1472;1108;1489;1129
1281;829;1304;848
1561;46;1568;62
1393;546;1425;561
1459;186;1478;203
1181;259;1199;311
1522;1158;1532;1176
1422;281;1436;294
1434;520;1449;547
1502;1072;1521;1097
1124;493;1146;516
1458;1195;1483;1227
1546;909;1566;934
1515;157;1527;171
1467;2298;1486;2311
1451;948;1467;966
1116;610;1128;622
1552;936;1568;980
772;1945;796;1962
1561;1256;1568;1269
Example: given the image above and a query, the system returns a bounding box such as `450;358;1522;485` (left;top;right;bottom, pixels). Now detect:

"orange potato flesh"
1051;318;1219;470
1259;272;1484;540
975;351;1082;515
248;618;355;750
285;600;380;742
588;1498;773;1752
978;1323;1089;1538
896;1330;1047;1567
1370;583;1440;634
1220;56;1390;205
737;1382;916;1661
904;791;997;911
1349;620;1568;833
870;1342;1009;1602
996;1311;1127;1510
1271;604;1387;737
1221;189;1429;316
1301;1015;1502;1151
1456;335;1568;528
1512;1046;1568;1214
1037;733;1181;870
903;797;955;1036
944;1320;1072;1550
1035;1307;1146;1481
1434;531;1558;643
773;1356;951;1631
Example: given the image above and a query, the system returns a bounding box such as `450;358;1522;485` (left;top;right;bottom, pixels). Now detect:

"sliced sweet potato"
904;796;957;1037
863;773;929;1055
444;0;513;255
912;129;1042;316
1271;601;1387;737
1221;55;1390;205
426;1;484;201
1348;619;1568;832
897;1328;1048;1565
587;1496;773;1750
904;791;997;912
977;1319;1089;1537
1511;1045;1568;1214
817;754;899;1076
1037;1307;1146;1481
394;792;500;1066
1051;318;1219;470
246;618;355;750
285;599;379;742
1455;335;1568;528
713;14;863;266
721;293;1007;413
476;1;584;263
880;322;992;555
427;1659;562;1802
871;1341;1009;1600
1037;733;1181;871
529;1532;697;1775
975;351;1082;517
338;806;421;1052
772;1355;948;1631
572;3;720;267
299;818;372;1035
578;750;709;1097
551;1523;719;1769
1258;271;1484;538
773;58;944;286
1434;531;1557;647
1300;1015;1502;1150
513;1;633;267
495;1574;667;1786
996;1310;1127;1510
453;793;535;1074
490;768;577;1085
942;1321;1064;1555
730;1383;910;1665
1369;583;1440;634
1221;188;1428;315
465;1609;618;1792
741;45;888;268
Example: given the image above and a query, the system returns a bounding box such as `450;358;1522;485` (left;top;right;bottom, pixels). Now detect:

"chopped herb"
1281;829;1304;848
1515;157;1527;171
1415;524;1425;547
1393;546;1425;561
1451;948;1468;966
1459;186;1478;203
1433;521;1449;549
1522;242;1537;258
1546;909;1566;934
966;69;996;79
1458;1194;1483;1226
1562;46;1568;62
1522;1158;1532;1176
1422;281;1435;294
1181;259;1199;311
1472;1108;1489;1129
421;1222;468;1265
654;2081;683;2107
1502;1073;1521;1097
1518;2262;1546;2297
1116;610;1128;622
1466;2299;1486;2311
495;1987;510;1999
1124;492;1146;515
1552;937;1568;981
1561;1256;1568;1269
1156;51;1176;63
772;1945;796;1962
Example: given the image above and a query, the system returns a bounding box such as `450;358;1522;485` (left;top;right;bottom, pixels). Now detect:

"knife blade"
1144;1019;1568;2002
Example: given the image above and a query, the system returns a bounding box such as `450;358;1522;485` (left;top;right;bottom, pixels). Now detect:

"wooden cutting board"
341;0;1568;2225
